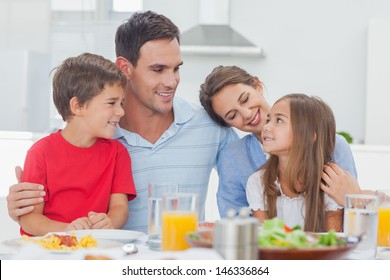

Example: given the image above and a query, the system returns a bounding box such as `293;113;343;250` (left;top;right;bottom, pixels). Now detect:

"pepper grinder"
213;208;259;260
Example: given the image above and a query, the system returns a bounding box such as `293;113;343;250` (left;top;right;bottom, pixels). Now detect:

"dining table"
2;230;388;280
0;230;223;260
0;229;389;260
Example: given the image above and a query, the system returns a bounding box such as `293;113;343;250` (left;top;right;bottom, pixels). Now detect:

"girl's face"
261;99;293;157
211;82;271;137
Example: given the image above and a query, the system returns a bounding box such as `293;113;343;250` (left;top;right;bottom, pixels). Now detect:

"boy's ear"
69;96;83;115
115;56;132;79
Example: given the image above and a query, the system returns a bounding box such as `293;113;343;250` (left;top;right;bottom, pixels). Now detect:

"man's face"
126;38;183;115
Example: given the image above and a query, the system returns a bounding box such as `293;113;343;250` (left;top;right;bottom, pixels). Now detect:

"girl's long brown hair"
261;94;336;232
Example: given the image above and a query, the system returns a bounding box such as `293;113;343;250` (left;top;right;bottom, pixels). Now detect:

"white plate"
2;229;144;249
2;235;121;253
67;229;146;243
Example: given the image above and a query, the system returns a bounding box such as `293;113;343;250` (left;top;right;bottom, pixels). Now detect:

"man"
6;11;238;233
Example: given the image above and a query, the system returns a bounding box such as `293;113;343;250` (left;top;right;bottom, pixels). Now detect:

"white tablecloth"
0;235;223;260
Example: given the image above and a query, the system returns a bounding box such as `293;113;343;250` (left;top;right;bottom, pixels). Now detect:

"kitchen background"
1;0;390;240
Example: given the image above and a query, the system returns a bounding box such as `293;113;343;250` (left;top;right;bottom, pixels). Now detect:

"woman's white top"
246;170;343;228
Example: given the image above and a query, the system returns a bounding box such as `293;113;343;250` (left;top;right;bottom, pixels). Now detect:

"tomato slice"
53;234;77;247
283;225;292;232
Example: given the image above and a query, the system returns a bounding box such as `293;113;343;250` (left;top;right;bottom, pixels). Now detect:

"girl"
246;94;343;232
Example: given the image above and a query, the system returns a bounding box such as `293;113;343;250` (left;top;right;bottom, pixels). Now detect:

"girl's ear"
253;76;263;92
313;131;317;143
115;57;132;80
69;96;83;116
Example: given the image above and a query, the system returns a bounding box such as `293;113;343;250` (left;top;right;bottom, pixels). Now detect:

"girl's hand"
88;211;113;229
66;217;91;231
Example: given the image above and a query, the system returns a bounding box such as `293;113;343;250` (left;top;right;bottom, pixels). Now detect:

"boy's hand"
88;211;113;229
66;217;91;231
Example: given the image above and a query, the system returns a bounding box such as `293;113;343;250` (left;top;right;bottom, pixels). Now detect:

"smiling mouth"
249;111;260;126
108;121;119;127
262;134;274;142
155;91;173;98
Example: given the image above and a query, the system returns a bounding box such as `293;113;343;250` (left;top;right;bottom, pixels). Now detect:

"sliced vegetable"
283;225;292;232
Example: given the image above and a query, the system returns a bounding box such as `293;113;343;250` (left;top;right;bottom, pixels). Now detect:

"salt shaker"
213;208;259;259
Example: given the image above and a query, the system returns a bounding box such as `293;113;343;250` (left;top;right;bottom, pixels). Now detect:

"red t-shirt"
20;131;136;235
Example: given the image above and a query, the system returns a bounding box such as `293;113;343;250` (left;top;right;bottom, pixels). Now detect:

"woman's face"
211;82;271;137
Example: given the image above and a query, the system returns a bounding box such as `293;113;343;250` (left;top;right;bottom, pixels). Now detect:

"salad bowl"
185;230;358;260
258;235;358;260
185;218;360;260
257;218;360;260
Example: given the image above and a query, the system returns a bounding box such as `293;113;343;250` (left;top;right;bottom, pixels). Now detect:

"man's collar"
113;96;196;140
172;96;195;125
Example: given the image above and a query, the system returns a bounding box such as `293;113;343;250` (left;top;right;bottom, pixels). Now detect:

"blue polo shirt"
114;97;238;233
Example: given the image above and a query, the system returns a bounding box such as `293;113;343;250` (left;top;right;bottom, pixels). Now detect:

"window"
51;0;143;12
51;0;96;11
113;0;143;12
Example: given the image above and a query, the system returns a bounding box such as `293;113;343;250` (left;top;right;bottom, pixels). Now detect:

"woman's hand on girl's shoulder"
321;163;361;206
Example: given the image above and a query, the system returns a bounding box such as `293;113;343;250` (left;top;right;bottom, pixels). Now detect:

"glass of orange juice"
377;190;390;248
161;193;198;251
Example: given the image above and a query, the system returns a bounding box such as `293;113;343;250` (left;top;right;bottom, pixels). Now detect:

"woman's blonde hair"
261;93;336;232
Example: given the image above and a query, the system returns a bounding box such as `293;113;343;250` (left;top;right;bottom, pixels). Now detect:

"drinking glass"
147;183;178;251
377;190;390;248
344;194;379;259
161;192;198;251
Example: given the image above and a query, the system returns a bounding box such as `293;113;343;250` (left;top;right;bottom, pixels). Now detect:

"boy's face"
80;83;125;140
125;38;183;116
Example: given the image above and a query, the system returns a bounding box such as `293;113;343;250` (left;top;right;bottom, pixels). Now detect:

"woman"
199;66;357;218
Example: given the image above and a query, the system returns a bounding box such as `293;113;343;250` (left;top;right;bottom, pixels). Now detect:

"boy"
19;53;136;236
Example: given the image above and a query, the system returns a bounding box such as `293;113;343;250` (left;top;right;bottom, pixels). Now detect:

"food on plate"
22;232;98;251
258;218;346;249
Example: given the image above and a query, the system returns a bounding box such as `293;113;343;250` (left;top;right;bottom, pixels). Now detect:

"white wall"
350;144;390;191
0;50;51;132
0;0;52;132
365;19;390;145
149;0;390;145
0;0;50;52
